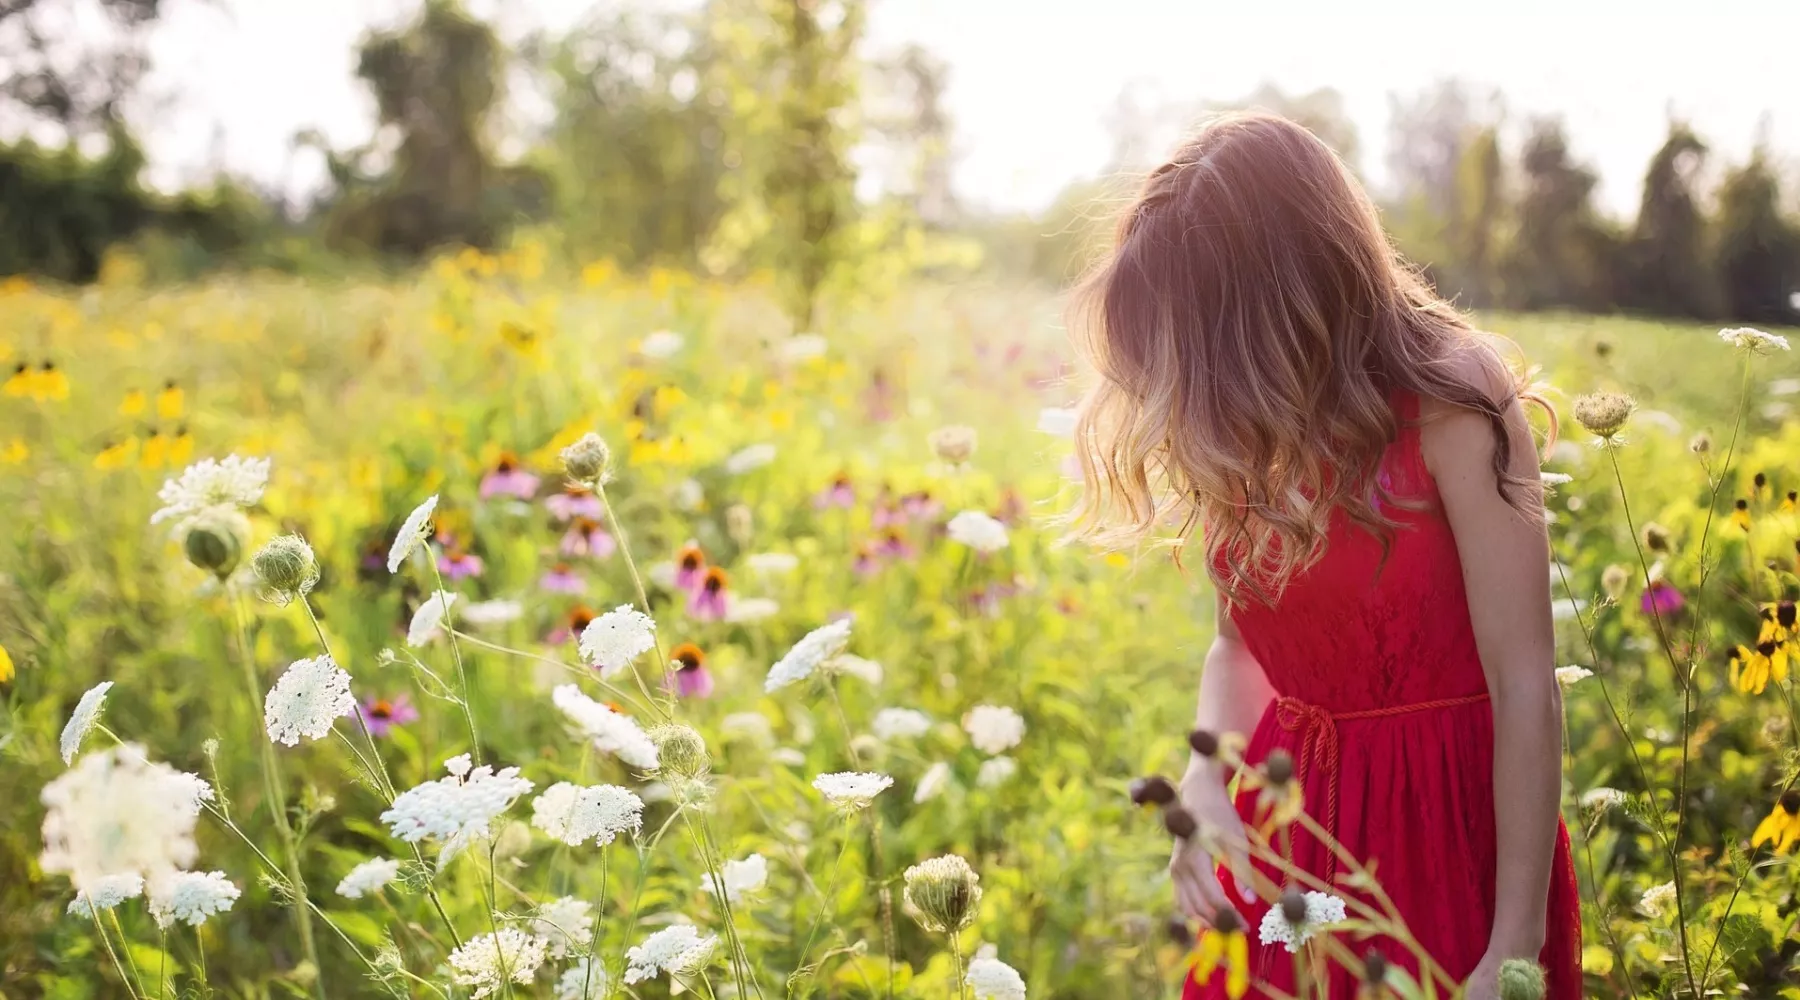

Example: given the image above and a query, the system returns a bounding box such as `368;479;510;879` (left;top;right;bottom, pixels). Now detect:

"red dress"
1185;392;1581;1000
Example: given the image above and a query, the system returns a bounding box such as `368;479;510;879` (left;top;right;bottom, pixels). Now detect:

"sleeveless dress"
1184;392;1581;1000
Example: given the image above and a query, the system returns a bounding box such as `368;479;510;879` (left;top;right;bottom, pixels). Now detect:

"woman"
1068;112;1579;999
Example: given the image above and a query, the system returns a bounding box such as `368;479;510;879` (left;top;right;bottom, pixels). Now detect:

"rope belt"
1272;692;1490;882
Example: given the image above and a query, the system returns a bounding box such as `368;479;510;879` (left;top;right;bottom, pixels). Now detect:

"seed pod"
1129;775;1178;807
1187;729;1219;757
1278;888;1307;925
1362;950;1388;985
646;724;710;779
1160;803;1198;839
183;507;249;579
1264;749;1295;786
1572;392;1635;439
252;534;319;603
559;433;611;486
1497;958;1547;1000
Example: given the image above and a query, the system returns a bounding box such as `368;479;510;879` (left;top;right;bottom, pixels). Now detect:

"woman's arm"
1421;381;1562;984
1170;594;1277;921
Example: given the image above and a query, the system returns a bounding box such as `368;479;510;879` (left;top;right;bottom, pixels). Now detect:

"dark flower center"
1781;602;1797;629
1782;789;1800;815
1758;640;1778;657
370;700;394;720
1736;499;1749;511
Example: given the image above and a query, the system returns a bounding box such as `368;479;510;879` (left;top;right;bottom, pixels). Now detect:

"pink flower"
438;549;484;580
560;517;616;559
545;486;604;522
813;473;856;509
688;567;729;621
853;543;881;578
357;693;419;738
1642;580;1685;616
479;452;540;500
540;564;586;594
900;490;941;522
668;644;713;699
546;605;596;645
995;488;1027;526
874;528;914;561
675;543;707;592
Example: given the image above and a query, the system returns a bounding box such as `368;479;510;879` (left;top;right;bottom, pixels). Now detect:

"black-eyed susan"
139;427;169;470
167;425;194;466
3;362;32;397
1758;601;1798;646
119;387;147;417
1728;641;1787;696
1784;491;1799;514
669;642;713;699
1189;906;1250;999
1;438;26;465
33;361;68;401
156;379;183;420
1731;498;1752;532
1751;789;1800;853
94;437;136;471
1754;471;1770;499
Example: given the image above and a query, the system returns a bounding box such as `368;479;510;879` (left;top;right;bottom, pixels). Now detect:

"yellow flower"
119;388;147;417
0;641;13;683
1758;601;1798;646
33;362;69;401
498;320;541;356
1;438;27;464
167;426;195;466
3;362;32;397
1729;641;1787;695
1731;499;1752;532
94;437;137;471
1190;908;1250;999
1783;490;1798;514
139;428;169;470
581;259;616;287
1751;790;1800;852
157;380;184;420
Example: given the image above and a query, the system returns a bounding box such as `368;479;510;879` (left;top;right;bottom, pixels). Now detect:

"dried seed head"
1264;749;1295;786
559;433;611;486
1497;958;1548;1000
1689;432;1712;455
1600;565;1630;601
1278;888;1307;925
1640;522;1670;553
1187;729;1219;757
646;724;710;779
183;507;250;579
1160;803;1197;839
902;854;982;933
1128;775;1178;808
1572;392;1635;439
253;534;319;603
928;425;978;465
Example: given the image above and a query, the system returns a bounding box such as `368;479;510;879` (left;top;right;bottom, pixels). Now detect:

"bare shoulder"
1417;339;1536;481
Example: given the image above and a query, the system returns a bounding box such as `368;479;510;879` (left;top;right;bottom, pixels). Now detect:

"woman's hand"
1169;762;1257;923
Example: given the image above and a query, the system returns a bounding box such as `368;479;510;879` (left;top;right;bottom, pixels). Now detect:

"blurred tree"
1500;119;1619;311
865;43;955;227
0;0;171;137
1713;148;1800;324
1381;81;1508;305
1622;121;1715;318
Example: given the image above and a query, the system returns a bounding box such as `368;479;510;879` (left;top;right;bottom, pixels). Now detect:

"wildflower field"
3;255;1800;1000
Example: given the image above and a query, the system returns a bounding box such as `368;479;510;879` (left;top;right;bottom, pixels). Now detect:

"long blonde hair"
1067;111;1543;604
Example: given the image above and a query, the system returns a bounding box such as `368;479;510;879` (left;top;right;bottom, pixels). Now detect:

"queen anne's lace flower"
460;599;524;626
533;897;594;959
577;605;658;678
60;681;114;765
407;591;459;647
380;755;534;862
966;955;1028;1000
67;873;144;916
264;655;356;746
557;959;609;1000
1640;881;1677;918
150;455;270;525
1718;327;1790;353
1257;891;1348;953
336;857;402;898
623;924;717;984
148;871;240;928
1554;665;1593;688
388;495;438;573
530;781;645;846
873;708;932;741
551;685;660;769
913;761;951;803
963;705;1026;755
724;443;777;475
699;853;768;904
449;928;547;998
946;511;1009;553
977;756;1018;788
1580;787;1628;813
766;618;853;692
812;771;894;810
41;744;213;892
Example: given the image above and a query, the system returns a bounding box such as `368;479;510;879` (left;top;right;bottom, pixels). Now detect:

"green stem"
948;932;967;1000
109;908;149;998
582;848;610;999
793;822;856;994
451;629;657;718
425;554;482;761
87;902;142;1000
304;598;396;798
685;814;753;1000
592;478;674;720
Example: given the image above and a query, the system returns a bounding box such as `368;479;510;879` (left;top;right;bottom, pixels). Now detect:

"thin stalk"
158;926;167;1000
87;903;142;1000
303;598;395;798
948;932;967;1000
109;908;149;998
194;926;208;994
425;555;482;760
826;681;896;996
581;848;610;1000
792;822;856;995
481;842;514;1000
591;478;673;720
685;814;753;1000
450;629;656;718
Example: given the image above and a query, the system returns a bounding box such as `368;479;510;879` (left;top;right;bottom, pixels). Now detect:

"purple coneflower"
814;472;856;510
479;451;540;500
546;605;596;645
546;484;605;522
357;694;419;738
438;548;485;580
689;567;729;621
901;490;941;522
540;563;586;594
675;542;707;592
560;516;616;559
1641;579;1685;616
853;541;881;578
668;643;713;699
874;527;914;561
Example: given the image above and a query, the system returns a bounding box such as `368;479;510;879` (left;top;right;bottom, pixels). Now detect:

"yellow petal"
1752;811;1780;848
1194;931;1224;983
1226;933;1250;998
0;642;13;684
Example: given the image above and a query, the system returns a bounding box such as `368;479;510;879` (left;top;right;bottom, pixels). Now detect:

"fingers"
1169;843;1233;923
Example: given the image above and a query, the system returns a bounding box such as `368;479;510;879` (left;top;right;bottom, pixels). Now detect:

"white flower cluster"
963;705;1026;755
724;443;777;475
966;954;1028;1000
532;896;594;959
1718;326;1790;353
335;857;402;898
460;599;525;626
552;685;659;769
1580;787;1628;813
1640;881;1678;918
577;605;658;678
766;618;853;692
388;495;439;573
147;870;240;928
67;873;145;916
530;781;644;847
624;924;717;984
150;455;270;526
872;708;932;741
813;771;894;810
699;853;768;904
1554;665;1593;688
380;754;534;862
977;756;1017;788
41;743;213;893
407;590;459;647
947;511;1009;553
1257;891;1348;953
264;655;356;746
449;928;547;998
556;959;609;1000
60;680;114;765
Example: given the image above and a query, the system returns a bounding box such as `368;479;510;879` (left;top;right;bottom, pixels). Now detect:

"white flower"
533;897;594;959
1552;598;1589;621
1580;787;1627;813
745;552;799;576
150;455;270;525
531;781;645;847
578;605;658;678
335;857;402;898
449;928;547;998
264;655;356;746
947;511;1009;553
388;494;439;573
1036;406;1078;438
724;443;777;475
1719;327;1790;353
963;705;1026;755
828;654;883;685
67;874;145;916
556;958;609;1000
641;330;686;359
60;681;114;765
146;871;239;928
724;596;781;623
977;756;1018;788
1640;881;1678;918
552;685;660;769
41;744;212;892
873;708;932;741
460;599;525;627
777;333;828;363
1257;890;1348;953
772;747;807;767
914;761;951;803
966;955;1027;1000
674;478;705;510
404;590;458;647
719;712;775;744
700;853;768;904
813;771;894;810
766;619;853;692
1555;665;1593;688
1540;472;1573;487
380;755;534;863
624;924;717;984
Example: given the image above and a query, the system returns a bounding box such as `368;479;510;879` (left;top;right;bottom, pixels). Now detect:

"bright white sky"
132;0;1800;218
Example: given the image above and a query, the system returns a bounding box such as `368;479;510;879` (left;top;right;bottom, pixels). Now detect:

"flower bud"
1129;775;1178;807
1497;958;1547;1000
1572;392;1634;440
902;854;982;933
1640;522;1669;553
1187;729;1219;757
1362;950;1388;986
1212;907;1243;934
1264;749;1295;786
1278;888;1307;926
253;534;319;604
646;723;710;779
928;425;977;466
1689;432;1712;455
1601;564;1629;601
183;507;249;579
1160;803;1197;839
560;433;611;486
726;503;754;545
1164;913;1192;944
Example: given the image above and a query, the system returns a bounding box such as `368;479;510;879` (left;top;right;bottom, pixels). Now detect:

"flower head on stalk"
67;874;144;916
252;534;319;606
578;605;658;679
149;455;270;525
1728;641;1788;695
1751;789;1800;852
1718;326;1790;354
966;952;1027;1000
1257;888;1347;953
146;870;240;928
530;781;644;846
902;854;982;932
532;897;594;959
41;744;213;893
559;433;611;488
551;685;659;769
812;771;893;812
766;618;853;692
623;924;717;984
335;857;401;898
1639;881;1677;918
59;681;113;765
1189;906;1250;999
449;928;547;998
1571;392;1635;446
557;960;608;1000
407;590;459;647
700;852;768;904
379;754;533;863
388;495;438;573
264;655;356;746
